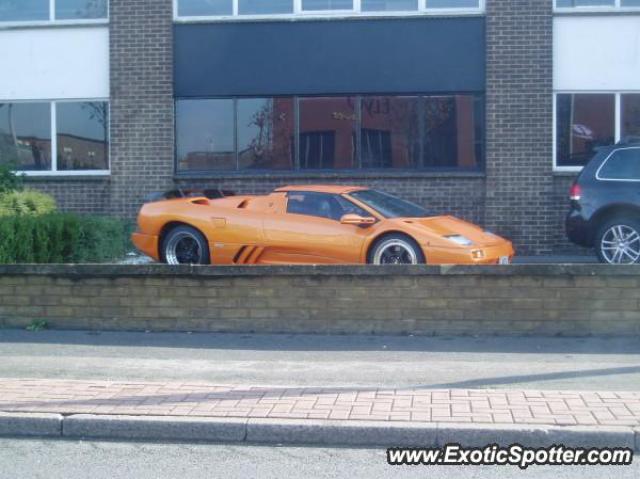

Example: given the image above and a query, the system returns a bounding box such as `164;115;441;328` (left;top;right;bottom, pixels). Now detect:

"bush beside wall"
0;213;129;263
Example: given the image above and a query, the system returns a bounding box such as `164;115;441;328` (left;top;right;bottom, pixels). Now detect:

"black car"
566;140;640;264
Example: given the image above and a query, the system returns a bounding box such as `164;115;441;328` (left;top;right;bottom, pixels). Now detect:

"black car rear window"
598;147;640;181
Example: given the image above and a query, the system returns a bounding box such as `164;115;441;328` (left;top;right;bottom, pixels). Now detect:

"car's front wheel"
368;234;425;265
161;225;210;265
596;217;640;264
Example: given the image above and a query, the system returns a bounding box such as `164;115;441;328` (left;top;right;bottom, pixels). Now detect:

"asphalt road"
0;438;636;479
0;330;639;391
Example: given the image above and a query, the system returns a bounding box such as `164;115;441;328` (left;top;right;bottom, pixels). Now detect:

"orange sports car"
132;185;514;265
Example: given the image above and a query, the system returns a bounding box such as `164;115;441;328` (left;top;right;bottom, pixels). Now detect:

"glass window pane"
178;0;233;16
622;94;640;141
0;0;48;21
176;99;235;171
299;97;356;169
302;0;353;11
237;98;294;170
57;102;109;171
422;95;483;169
0;103;51;171
361;96;421;169
239;0;293;14
55;0;107;19
556;0;615;6
599;148;640;180
621;0;640;6
556;94;615;167
427;0;479;8
362;0;418;11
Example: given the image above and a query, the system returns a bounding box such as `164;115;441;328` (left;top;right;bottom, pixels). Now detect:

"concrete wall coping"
1;263;639;278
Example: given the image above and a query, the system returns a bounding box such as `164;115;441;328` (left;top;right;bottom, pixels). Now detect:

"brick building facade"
1;1;639;255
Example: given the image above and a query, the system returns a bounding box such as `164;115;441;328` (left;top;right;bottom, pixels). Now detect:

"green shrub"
0;164;23;195
0;213;129;263
0;189;57;216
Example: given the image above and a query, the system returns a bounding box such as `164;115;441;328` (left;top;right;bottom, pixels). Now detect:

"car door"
262;191;370;263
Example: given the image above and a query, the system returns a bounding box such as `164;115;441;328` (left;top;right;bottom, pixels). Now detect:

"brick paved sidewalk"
0;378;639;428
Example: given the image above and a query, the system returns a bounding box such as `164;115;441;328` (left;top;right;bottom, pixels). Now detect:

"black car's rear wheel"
368;234;425;265
596;217;640;264
162;226;210;265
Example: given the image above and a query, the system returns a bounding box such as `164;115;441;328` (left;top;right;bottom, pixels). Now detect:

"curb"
1;412;639;450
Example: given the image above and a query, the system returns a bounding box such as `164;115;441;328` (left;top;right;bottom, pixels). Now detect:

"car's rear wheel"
596;217;640;264
162;225;210;265
368;234;425;265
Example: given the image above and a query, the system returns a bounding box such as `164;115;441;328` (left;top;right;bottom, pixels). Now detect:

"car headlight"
444;235;473;246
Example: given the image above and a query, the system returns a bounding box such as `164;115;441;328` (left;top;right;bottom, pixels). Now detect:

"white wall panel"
554;16;640;91
0;26;109;101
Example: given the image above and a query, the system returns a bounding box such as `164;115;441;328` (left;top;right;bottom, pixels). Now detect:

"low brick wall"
0;264;639;336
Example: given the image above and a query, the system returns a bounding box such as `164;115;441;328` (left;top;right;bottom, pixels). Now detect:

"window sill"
174;170;485;181
24;174;110;182
553;8;640;17
0;19;108;31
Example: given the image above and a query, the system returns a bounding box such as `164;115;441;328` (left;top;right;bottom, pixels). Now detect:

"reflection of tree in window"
57;102;109;170
0;103;51;171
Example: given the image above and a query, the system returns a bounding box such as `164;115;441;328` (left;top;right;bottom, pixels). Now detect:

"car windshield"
349;189;430;218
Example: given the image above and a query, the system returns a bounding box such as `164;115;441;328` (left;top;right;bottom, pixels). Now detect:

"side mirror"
340;214;376;227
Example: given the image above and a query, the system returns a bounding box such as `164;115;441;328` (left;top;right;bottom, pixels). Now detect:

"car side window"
286;192;369;221
598;148;640;181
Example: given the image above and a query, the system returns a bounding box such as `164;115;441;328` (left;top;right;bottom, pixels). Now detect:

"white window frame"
4;99;111;177
0;0;109;29
553;91;640;172
554;0;640;14
173;0;485;22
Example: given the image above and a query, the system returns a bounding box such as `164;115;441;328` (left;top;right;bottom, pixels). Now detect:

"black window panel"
599;148;640;181
176;99;235;172
556;94;615;167
622;94;640;141
56;102;109;170
298;97;356;170
0;102;51;171
237;98;294;170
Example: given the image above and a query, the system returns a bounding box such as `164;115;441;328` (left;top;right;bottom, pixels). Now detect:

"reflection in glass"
556;94;615;167
239;0;293;14
298;97;356;169
555;0;614;6
361;0;418;11
302;0;353;10
55;0;107;19
598;149;640;181
621;0;640;5
0;103;51;171
427;0;479;8
57;102;109;170
178;0;233;16
176;99;235;171
238;98;294;170
622;94;640;141
361;96;421;168
0;0;48;22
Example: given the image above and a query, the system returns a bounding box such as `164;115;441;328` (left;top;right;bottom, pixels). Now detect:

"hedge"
0;213;130;263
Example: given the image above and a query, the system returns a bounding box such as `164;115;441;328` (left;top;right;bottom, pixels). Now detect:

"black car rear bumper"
565;209;592;247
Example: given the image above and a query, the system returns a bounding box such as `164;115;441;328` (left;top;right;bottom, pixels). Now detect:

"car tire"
367;234;425;265
161;225;210;265
595;216;640;264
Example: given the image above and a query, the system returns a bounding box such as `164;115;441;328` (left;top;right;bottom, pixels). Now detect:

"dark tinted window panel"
237;98;294;170
0;0;48;21
556;94;615;167
55;0;107;19
427;0;479;7
56;102;109;171
287;192;347;221
599;148;640;181
361;0;418;11
361;96;420;168
0;103;51;171
239;0;293;14
299;97;356;169
176;99;235;171
423;95;482;169
622;94;640;141
302;0;353;10
178;0;233;16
